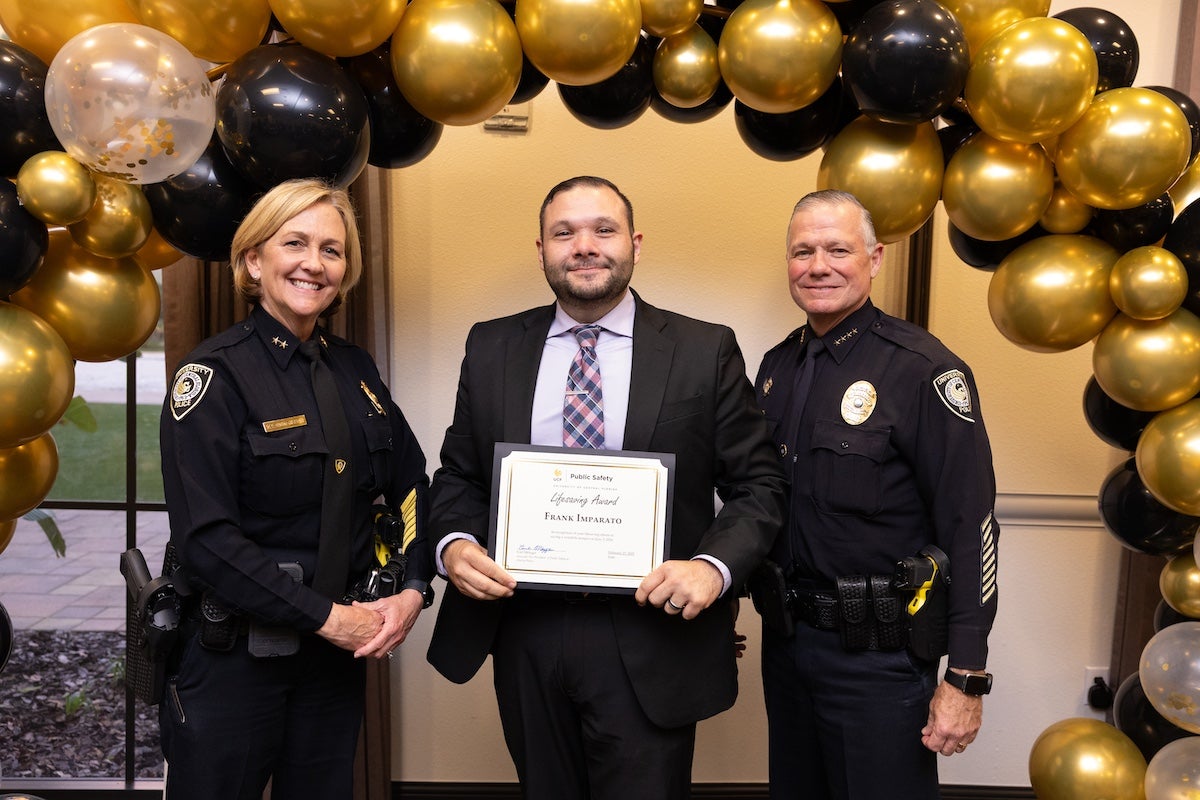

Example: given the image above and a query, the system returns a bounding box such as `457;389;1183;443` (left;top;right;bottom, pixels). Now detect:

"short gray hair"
790;189;877;250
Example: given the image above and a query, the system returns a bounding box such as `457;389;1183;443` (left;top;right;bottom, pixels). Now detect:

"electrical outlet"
1085;666;1109;690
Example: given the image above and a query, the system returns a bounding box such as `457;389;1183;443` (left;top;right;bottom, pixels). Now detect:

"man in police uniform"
754;190;998;799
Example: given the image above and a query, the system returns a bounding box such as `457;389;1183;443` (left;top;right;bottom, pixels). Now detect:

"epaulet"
869;314;955;364
195;318;256;355
764;326;806;357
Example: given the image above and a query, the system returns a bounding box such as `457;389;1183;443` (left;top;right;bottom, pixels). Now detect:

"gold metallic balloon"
130;0;272;63
640;0;701;37
1094;310;1200;412
1138;400;1200;516
1110;247;1188;321
0;432;58;520
653;26;720;109
818;118;943;244
269;0;406;58
393;0;523;125
0;302;75;450
0;0;140;65
0;517;15;556
1160;553;1200;618
1039;181;1092;234
717;0;842;114
987;234;1118;352
940;0;1050;61
1057;88;1193;211
11;229;162;363
1028;718;1147;800
68;175;153;259
943;133;1055;241
964;17;1097;144
16;152;97;226
135;226;186;271
516;0;643;86
1169;149;1200;217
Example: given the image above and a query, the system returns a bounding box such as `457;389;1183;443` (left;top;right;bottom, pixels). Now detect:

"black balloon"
0;178;47;297
937;121;979;167
827;0;890;33
1162;197;1200;316
1148;85;1200;166
341;44;443;170
511;55;551;105
947;222;1045;271
1155;599;1197;631
734;78;844;161
1083;376;1157;450
559;37;655;130
216;42;371;189
1112;672;1193;762
143;135;259;262
1098;457;1199;556
1089;193;1173;252
0;41;62;178
1053;7;1139;92
841;0;969;124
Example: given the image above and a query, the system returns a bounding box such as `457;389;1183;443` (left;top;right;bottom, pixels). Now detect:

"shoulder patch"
171;363;214;421
933;369;974;423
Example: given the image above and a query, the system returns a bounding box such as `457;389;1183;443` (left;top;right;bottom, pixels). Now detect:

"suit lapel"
625;296;673;451
502;306;554;443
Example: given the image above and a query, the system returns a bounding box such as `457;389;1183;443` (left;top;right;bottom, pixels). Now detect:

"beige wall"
382;0;1180;786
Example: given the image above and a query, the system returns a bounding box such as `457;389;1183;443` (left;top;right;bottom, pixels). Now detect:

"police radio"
343;505;408;603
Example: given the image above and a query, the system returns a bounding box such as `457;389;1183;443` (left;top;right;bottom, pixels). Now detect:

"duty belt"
787;575;908;652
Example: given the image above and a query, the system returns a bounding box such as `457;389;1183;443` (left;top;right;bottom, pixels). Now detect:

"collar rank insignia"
934;369;974;422
841;380;877;425
763;377;774;397
271;336;289;349
171;363;214;421
360;381;386;415
335;458;348;475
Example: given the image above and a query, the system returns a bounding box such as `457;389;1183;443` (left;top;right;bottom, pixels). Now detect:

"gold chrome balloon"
517;0;643;86
135;227;186;271
1094;310;1200;411
640;0;701;37
818;118;943;243
653;26;720;109
131;0;271;64
717;0;842;114
16;152;97;226
987;234;1118;352
1057;88;1193;211
1040;181;1092;234
393;0;523;125
0;517;15;556
1170;150;1200;216
943;133;1055;241
1138;400;1200;516
0;302;75;450
0;432;58;520
11;229;162;363
964;17;1097;144
940;0;1050;61
0;0;139;65
68;175;153;259
270;0;406;58
1110;246;1187;321
1028;718;1146;800
1160;554;1200;618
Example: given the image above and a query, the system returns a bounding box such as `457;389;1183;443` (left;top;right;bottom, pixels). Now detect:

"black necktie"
299;338;354;599
782;336;824;459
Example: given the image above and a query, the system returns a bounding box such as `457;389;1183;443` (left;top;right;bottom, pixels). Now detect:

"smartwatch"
943;668;993;696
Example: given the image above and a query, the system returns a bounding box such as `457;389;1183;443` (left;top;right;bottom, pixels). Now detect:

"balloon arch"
2;0;1200;793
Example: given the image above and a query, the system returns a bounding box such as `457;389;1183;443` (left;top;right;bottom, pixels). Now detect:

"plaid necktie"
563;324;605;449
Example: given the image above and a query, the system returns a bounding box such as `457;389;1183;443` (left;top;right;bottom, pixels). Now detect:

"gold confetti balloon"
1144;738;1200;800
43;23;216;185
516;0;643;86
1057;88;1193;211
0;432;58;520
1093;310;1200;412
270;0;406;58
0;0;139;65
717;0;842;114
943;133;1055;241
653;25;720;110
11;229;162;363
1028;718;1146;800
68;175;153;259
987;234;1118;353
1138;401;1200;517
0;301;75;450
15;151;97;226
130;0;272;63
1109;246;1188;321
1139;621;1200;734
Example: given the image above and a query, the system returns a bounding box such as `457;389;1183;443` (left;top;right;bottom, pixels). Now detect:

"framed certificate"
488;443;675;593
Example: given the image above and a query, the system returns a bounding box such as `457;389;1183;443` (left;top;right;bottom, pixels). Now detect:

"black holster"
120;548;181;705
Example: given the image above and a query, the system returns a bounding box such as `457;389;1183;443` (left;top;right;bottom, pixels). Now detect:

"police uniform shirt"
755;300;998;669
160;304;432;631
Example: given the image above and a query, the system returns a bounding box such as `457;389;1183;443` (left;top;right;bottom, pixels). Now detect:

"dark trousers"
491;595;696;800
761;621;939;800
159;631;365;800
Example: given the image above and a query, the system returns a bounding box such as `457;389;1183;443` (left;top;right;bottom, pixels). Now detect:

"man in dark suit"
426;176;786;799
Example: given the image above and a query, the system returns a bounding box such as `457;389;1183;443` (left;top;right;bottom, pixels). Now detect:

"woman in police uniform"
158;178;432;799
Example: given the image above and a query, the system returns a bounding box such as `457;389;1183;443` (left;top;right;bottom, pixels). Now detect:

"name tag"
262;415;307;433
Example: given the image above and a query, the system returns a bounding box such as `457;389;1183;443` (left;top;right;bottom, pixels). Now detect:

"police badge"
841;380;877;425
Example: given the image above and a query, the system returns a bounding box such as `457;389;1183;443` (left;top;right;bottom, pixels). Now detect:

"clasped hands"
316;588;425;660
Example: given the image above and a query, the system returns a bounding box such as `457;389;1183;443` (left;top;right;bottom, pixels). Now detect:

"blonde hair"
230;178;363;311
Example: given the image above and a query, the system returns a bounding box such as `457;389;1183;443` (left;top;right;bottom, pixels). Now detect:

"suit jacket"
426;292;786;728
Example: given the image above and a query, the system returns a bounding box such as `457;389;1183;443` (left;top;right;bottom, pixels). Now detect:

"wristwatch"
943;668;993;695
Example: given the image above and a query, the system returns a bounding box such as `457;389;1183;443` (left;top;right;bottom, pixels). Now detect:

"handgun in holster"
893;544;950;662
120;547;180;705
344;503;410;603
